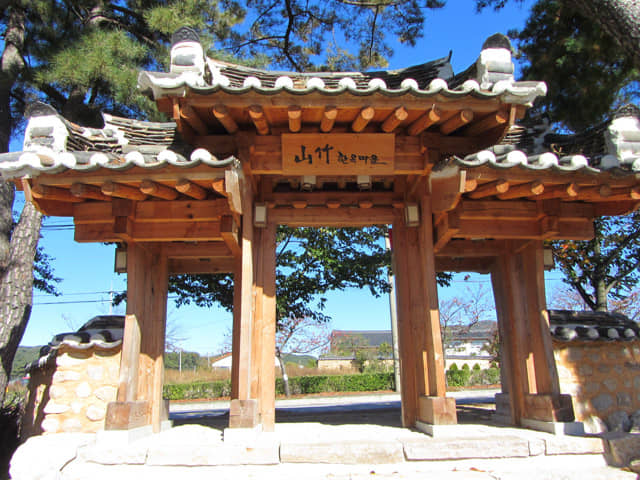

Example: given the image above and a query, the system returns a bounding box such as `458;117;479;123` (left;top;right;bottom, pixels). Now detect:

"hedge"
163;373;394;400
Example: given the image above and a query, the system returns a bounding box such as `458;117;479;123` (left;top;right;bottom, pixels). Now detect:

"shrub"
472;363;481;371
449;363;458;371
462;363;470;371
446;367;471;387
1;398;23;479
163;379;231;400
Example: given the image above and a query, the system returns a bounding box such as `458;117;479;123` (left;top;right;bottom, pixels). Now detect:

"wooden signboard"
282;134;395;175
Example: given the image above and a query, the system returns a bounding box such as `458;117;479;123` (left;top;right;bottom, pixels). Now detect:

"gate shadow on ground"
170;399;499;432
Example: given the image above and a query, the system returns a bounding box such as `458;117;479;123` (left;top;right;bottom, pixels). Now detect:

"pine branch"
283;0;303;71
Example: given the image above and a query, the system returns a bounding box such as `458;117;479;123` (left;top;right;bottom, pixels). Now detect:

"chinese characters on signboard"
282;134;394;175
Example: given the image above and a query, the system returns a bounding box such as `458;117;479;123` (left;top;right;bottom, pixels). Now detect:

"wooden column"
392;196;456;428
491;241;574;425
253;221;277;430
229;185;259;428
107;242;168;432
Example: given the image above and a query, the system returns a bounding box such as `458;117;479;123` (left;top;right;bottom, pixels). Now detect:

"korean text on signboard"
282;134;394;175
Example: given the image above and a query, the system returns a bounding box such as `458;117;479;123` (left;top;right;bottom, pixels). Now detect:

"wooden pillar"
491;241;574;425
254;221;277;430
392;196;456;428
229;185;258;428
107;242;168;432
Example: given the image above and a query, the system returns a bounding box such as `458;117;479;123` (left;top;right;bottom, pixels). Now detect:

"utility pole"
385;233;401;394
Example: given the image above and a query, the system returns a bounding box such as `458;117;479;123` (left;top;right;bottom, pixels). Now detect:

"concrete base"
522;418;585;436
223;425;277;447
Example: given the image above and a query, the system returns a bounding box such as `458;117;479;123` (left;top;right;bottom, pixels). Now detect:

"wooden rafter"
352;106;375;132
496;181;544;200
70;183;111;201
440;109;474;135
320;106;337;132
287;105;302;133
464;109;509;136
31;184;83;203
175;178;208;200
467;179;509;199
248;105;270;135
101;181;147;201
407;105;441;136
181;105;208;136
381;107;408;133
213;104;239;134
140;180;179;200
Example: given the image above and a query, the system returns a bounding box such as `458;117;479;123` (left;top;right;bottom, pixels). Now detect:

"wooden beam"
532;183;579;200
248;105;269;135
213;104;239;134
435;257;495;273
115;314;141;403
440;109;474;135
102;181;147;201
74;221;223;243
464;109;509;136
381;107;408;133
603;185;640;202
572;184;612;201
266;191;396;207
70;183;111;201
435;239;508;258
287;105;302;133
175;178;208;200
594;201;640;217
434;211;460;252
407;105;441;136
135;199;231;222
225;169;243;216
31;184;83;203
496;181;544;200
140;180;179;200
221;215;241;257
320;106;338;133
168;257;235;275
467;179;509;199
181;105;208;136
430;168;465;213
163;242;231;258
269;206;395;227
352;106;375;132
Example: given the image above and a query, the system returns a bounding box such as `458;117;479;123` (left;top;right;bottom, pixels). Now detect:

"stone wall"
554;339;640;424
22;346;121;438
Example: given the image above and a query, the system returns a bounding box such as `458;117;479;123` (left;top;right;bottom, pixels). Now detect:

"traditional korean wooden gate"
2;28;639;436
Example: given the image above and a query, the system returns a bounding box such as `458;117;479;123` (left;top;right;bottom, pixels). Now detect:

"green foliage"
510;0;639;131
163;373;394;399
377;342;392;357
446;366;500;387
163;379;232;400
275;372;394;395
446;367;470;386
552;213;640;311
10;346;42;378
164;350;201;370
448;363;458;371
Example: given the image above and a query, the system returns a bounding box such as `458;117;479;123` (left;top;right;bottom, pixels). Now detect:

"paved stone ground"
10;392;639;479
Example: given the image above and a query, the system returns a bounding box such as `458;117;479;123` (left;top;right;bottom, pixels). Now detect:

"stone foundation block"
524;393;575;422
544;436;605;455
105;400;150;430
403;436;530;460
280;440;404;464
604;432;640;467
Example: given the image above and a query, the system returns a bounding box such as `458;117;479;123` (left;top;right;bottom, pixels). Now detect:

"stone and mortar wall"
554;339;640;423
22;346;121;438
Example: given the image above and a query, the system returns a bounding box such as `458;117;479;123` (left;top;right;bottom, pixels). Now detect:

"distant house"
211;352;279;369
320;322;497;371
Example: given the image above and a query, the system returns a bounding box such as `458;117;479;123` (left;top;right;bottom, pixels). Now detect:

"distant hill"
11;346;43;378
283;353;316;367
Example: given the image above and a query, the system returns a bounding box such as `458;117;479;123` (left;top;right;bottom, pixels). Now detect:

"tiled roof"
451;105;640;174
549;310;639;342
0;102;236;181
137;27;545;106
26;315;125;372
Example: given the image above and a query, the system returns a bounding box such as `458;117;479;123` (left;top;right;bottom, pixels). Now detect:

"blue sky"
18;0;555;354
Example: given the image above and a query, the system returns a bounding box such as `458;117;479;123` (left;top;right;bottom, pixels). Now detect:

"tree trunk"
566;0;640;71
592;225;609;312
0;201;42;405
276;349;291;397
0;4;44;404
